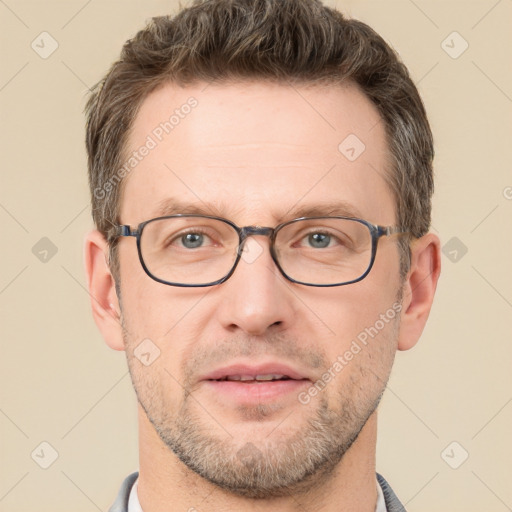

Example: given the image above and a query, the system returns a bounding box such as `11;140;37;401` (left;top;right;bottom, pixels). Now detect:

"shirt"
127;475;388;511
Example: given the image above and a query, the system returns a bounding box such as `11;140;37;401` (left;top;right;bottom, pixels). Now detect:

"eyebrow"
149;197;365;224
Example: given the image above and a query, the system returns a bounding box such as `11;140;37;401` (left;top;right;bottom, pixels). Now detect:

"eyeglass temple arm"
378;225;408;237
110;225;138;239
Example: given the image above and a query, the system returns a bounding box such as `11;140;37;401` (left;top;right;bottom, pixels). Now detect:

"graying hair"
85;0;434;286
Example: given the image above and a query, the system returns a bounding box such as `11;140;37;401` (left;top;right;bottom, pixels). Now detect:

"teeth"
224;374;288;381
255;374;286;381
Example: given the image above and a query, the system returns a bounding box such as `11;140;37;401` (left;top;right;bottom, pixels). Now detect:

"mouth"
202;362;310;382
212;374;299;382
201;363;311;403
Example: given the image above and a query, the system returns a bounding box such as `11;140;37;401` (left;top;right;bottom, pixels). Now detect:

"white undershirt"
127;477;142;512
128;475;388;511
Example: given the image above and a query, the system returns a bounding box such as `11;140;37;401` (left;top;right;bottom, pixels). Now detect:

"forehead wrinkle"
150;196;245;221
146;197;365;225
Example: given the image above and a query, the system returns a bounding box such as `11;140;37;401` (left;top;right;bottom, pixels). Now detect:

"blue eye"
180;232;204;248
307;233;331;248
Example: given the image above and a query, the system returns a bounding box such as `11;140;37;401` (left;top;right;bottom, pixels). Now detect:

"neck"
136;405;379;512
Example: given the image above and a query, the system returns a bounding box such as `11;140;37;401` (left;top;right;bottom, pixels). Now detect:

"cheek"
300;314;398;412
301;275;400;349
118;243;202;341
119;277;212;388
127;354;184;422
299;270;401;395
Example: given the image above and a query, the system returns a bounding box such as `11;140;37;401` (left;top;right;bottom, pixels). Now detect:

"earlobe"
83;230;125;351
397;233;441;351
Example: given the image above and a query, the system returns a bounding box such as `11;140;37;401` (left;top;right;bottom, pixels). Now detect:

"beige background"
1;1;511;511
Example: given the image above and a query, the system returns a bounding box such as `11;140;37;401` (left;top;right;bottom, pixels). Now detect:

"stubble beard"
149;385;386;499
124;329;397;499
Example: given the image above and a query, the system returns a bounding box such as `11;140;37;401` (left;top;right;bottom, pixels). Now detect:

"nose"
215;235;296;336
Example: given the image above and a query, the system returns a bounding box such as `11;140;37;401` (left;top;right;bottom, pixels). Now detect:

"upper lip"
201;362;310;381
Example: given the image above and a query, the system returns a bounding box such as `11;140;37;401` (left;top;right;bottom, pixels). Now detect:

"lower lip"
203;379;310;402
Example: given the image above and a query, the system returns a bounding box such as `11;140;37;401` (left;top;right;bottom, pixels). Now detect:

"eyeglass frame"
112;214;407;288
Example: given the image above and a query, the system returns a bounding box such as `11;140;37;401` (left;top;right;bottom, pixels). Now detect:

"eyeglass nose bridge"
237;226;275;255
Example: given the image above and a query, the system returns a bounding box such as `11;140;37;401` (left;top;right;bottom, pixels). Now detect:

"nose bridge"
237;226;275;258
219;225;292;336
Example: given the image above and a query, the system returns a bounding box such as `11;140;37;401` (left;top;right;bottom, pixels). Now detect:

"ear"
83;230;125;351
398;232;441;351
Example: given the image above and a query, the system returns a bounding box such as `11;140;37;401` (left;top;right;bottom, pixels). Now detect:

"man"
84;0;441;510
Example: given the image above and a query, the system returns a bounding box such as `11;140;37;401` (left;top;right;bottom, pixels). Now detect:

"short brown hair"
86;0;434;285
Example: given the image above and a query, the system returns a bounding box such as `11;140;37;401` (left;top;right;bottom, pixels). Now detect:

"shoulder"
108;471;139;512
376;473;407;512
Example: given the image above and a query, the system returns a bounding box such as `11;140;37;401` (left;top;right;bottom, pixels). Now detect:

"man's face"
117;81;403;497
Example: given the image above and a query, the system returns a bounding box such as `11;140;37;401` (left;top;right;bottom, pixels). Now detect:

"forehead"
120;80;395;226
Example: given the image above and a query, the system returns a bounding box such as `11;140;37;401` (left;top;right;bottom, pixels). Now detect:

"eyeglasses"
113;214;406;287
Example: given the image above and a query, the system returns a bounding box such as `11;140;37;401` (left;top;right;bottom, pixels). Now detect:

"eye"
307;232;332;248
299;230;345;249
167;229;216;249
180;232;206;249
284;223;355;252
